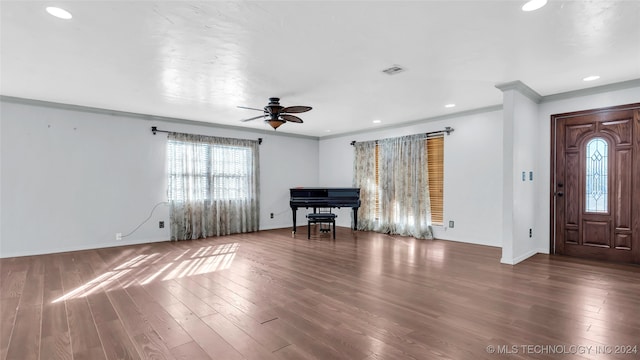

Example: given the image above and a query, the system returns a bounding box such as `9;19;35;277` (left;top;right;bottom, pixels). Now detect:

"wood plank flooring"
1;227;639;360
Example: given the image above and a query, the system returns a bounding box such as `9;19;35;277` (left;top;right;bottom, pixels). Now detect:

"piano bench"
306;213;337;239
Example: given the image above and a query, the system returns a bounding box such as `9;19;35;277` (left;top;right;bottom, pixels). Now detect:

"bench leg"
332;221;336;239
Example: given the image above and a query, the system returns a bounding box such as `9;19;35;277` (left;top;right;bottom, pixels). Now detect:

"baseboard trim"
501;249;539;265
0;237;169;259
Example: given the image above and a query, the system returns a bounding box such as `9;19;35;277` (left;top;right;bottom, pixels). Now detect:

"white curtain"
353;140;378;230
167;133;260;240
353;134;433;239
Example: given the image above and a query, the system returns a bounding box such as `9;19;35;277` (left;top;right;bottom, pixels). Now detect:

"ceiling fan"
239;97;312;130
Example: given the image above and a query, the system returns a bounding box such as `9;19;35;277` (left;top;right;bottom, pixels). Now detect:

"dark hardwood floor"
1;227;639;360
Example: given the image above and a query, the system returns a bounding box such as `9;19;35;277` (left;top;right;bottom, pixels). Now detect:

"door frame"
549;102;640;255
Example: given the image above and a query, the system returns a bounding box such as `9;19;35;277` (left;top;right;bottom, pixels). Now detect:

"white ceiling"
1;1;639;137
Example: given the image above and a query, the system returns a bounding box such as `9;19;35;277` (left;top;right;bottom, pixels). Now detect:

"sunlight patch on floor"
52;242;239;303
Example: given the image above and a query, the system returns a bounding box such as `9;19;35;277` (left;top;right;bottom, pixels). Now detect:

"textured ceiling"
1;1;639;137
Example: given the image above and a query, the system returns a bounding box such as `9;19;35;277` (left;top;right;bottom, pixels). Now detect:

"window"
585;137;608;213
167;140;253;202
427;136;444;225
166;133;259;240
371;136;444;224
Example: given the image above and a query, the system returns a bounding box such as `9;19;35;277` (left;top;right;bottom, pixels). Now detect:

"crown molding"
0;95;320;141
495;80;543;103
321;105;503;140
540;78;640;103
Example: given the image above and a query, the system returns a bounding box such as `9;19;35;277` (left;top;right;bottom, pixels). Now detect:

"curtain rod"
350;126;454;146
151;126;263;144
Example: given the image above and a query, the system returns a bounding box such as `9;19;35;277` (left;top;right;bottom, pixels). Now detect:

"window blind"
427;136;444;225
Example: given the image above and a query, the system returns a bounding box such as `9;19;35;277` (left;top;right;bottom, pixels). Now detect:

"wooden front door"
552;103;640;264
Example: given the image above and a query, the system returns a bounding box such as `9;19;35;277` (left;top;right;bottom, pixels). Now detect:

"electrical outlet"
159;221;164;228
270;213;274;219
529;228;532;238
449;220;455;228
115;233;122;241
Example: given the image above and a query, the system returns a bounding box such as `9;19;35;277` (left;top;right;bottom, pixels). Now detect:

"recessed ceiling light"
46;6;73;20
325;129;332;133
522;0;547;12
372;120;382;124
445;103;456;108
583;75;600;82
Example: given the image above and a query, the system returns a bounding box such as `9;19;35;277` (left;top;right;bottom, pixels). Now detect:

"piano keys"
290;187;361;234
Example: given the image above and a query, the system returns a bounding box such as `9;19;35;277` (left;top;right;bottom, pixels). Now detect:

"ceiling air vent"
382;65;405;75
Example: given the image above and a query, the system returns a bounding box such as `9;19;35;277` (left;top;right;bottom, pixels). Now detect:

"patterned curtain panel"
353;140;378;230
378;134;432;239
167;133;260;240
353;135;433;239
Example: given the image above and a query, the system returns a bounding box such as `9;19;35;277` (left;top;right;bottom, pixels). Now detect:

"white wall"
319;109;504;248
534;85;640;256
0;98;319;257
500;87;540;264
3;83;637;260
512;92;539;262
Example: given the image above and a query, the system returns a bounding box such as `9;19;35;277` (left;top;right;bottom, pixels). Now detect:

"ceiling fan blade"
241;114;267;122
280;114;303;123
281;106;312;113
237;106;265;112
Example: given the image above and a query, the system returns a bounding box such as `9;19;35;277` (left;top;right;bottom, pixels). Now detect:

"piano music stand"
306;210;337;239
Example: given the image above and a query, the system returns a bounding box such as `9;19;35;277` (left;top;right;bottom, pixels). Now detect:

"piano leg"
292;207;297;235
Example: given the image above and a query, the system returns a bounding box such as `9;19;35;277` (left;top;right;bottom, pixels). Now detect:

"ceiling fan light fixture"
239;97;311;130
267;119;285;130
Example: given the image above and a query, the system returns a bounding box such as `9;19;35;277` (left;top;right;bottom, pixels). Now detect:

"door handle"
556;191;564;197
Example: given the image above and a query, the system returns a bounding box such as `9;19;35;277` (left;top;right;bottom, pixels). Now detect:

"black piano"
290;187;361;233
